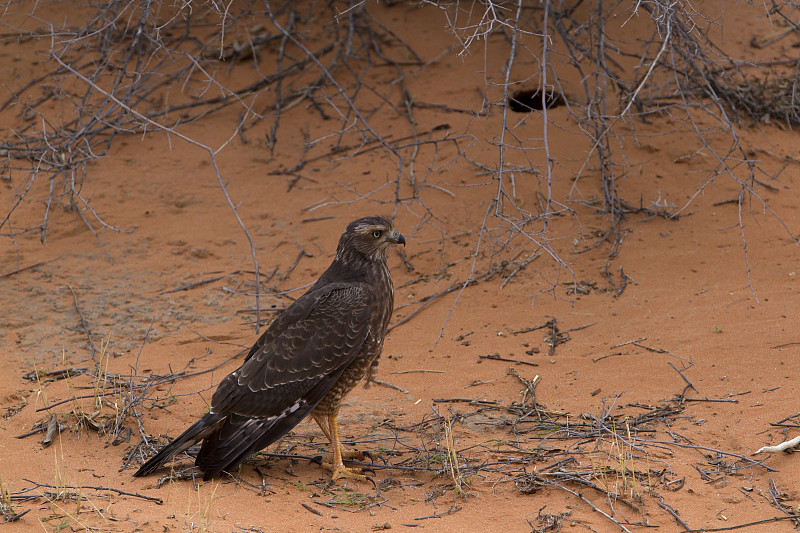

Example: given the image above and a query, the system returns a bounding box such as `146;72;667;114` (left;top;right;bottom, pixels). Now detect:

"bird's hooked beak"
389;230;406;246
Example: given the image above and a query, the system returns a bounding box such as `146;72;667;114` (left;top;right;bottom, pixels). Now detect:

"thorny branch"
2;0;797;323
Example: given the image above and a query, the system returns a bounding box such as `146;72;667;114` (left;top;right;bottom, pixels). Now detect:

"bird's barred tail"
133;413;225;477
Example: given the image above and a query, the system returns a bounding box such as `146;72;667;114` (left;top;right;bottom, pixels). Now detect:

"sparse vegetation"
2;1;799;531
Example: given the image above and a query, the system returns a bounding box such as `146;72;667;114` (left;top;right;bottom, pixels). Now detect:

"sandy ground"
1;1;799;532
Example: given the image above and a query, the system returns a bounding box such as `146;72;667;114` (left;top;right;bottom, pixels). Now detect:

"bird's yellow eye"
372;230;382;239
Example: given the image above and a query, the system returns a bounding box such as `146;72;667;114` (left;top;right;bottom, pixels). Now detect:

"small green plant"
40;513;72;532
327;487;374;508
282;480;307;492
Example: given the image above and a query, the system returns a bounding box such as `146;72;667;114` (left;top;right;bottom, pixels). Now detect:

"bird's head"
337;216;405;262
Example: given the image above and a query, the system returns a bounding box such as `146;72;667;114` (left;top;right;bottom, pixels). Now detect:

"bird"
134;216;405;481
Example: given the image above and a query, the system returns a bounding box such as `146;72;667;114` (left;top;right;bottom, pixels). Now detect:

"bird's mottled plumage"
134;216;405;480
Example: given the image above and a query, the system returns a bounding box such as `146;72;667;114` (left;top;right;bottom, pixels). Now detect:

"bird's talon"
317;449;363;465
342;449;365;461
330;464;368;482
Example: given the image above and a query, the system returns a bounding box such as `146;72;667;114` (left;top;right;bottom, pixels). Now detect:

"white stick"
753;434;800;455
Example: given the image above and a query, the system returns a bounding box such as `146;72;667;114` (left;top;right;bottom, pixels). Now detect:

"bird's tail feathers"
196;399;311;480
196;366;348;479
133;413;225;477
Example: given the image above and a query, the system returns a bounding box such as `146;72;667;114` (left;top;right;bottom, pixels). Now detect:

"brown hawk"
134;216;405;481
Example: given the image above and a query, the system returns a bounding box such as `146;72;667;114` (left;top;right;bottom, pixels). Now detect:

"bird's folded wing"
209;284;371;418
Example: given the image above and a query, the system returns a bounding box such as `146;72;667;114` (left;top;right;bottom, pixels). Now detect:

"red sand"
1;2;798;532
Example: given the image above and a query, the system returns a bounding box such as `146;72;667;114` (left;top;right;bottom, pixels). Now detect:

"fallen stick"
479;354;539;367
753;434;800;455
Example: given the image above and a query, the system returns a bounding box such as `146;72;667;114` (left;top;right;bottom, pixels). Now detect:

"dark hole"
508;89;566;112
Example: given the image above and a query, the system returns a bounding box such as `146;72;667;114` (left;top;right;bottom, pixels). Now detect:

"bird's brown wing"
210;282;372;418
186;283;373;478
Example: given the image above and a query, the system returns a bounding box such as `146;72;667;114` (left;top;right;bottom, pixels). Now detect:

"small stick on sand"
753;434;800;455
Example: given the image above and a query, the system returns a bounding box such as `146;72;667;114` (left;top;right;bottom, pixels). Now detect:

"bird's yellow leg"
313;413;363;464
324;415;366;481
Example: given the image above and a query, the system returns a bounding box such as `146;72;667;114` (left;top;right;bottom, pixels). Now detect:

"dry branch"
754;434;800;455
